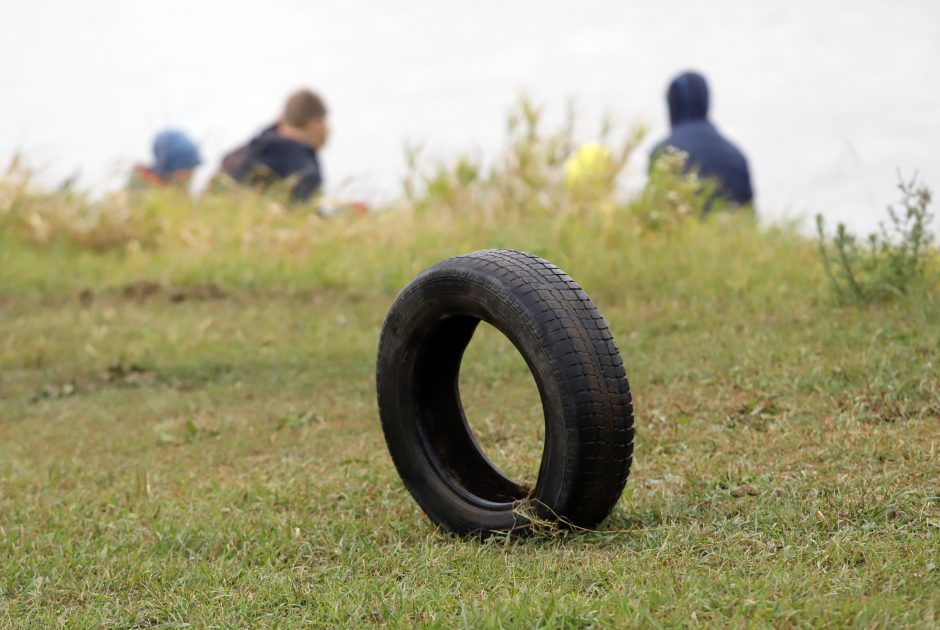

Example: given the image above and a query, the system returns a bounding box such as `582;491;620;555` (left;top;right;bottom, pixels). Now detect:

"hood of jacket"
668;71;710;127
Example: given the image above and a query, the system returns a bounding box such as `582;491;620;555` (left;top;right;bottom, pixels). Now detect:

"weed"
403;98;645;222
276;410;324;430
817;174;936;302
632;147;720;233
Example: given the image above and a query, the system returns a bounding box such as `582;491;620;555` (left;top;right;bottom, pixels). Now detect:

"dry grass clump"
0;100;690;260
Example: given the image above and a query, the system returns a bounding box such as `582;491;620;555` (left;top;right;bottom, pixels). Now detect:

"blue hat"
152;130;202;179
667;71;710;127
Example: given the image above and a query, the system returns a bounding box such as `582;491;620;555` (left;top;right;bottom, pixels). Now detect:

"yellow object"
564;142;613;191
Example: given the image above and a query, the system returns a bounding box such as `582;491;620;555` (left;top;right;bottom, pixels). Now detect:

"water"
2;0;937;234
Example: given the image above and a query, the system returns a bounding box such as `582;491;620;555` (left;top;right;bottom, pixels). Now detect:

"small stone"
731;484;760;497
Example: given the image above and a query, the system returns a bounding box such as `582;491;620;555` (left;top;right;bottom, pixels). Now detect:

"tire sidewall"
377;263;573;532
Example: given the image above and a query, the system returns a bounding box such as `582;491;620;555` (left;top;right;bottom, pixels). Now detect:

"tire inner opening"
415;315;545;503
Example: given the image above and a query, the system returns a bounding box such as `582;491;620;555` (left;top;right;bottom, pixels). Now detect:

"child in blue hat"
130;129;202;189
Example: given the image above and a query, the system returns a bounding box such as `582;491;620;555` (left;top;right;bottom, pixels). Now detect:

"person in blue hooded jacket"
650;71;754;209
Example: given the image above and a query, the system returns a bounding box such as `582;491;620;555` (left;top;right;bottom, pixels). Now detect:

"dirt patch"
77;281;230;305
121;280;163;301
169;282;228;303
839;381;940;423
725;393;786;431
105;360;158;385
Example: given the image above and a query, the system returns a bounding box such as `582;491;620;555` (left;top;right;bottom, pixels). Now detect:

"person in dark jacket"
224;89;329;203
650;71;754;208
129;129;202;190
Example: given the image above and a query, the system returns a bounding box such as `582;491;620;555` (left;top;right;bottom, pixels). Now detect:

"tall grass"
1;100;934;305
0;101;764;294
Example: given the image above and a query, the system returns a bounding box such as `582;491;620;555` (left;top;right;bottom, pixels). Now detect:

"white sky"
1;0;938;234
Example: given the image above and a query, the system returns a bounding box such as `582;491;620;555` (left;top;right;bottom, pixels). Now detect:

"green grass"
2;210;938;627
1;116;938;626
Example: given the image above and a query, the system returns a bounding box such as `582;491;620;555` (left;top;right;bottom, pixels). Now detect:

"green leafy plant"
816;174;935;302
630;148;721;234
401;98;645;221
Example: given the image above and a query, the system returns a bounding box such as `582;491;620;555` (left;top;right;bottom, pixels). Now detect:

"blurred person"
650;71;753;209
129;129;202;190
223;89;329;203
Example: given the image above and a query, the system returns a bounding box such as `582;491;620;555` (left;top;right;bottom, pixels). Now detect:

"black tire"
376;249;634;535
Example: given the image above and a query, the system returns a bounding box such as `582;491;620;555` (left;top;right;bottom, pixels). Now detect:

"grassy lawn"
2;119;939;626
1;199;937;628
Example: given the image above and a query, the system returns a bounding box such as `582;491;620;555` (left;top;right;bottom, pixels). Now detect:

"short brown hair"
282;89;327;127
